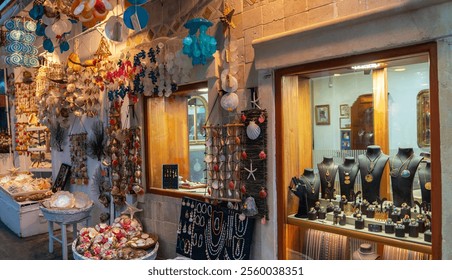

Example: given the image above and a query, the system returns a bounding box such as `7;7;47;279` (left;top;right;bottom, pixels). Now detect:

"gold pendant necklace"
321;162;333;188
343;165;354;185
302;175;316;194
365;152;382;183
422;167;431;190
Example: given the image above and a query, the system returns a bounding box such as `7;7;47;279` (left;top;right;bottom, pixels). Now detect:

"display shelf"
27;147;47;152
29;167;52;173
287;214;432;254
26;126;48;132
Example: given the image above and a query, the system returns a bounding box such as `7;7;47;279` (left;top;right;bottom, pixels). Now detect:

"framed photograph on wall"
340;117;351;129
340;130;351;150
315;104;330;125
340;104;350;117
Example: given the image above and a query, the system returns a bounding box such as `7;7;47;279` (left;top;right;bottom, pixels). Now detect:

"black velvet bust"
338;156;359;200
389;147;423;207
299;168;320;209
289;177;308;218
317;156;338;199
358;145;389;204
418;160;431;205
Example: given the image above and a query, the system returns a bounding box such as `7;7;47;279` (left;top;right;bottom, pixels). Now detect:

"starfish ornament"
250;88;261;109
220;3;236;33
121;201;143;220
8;167;20;176
244;160;257;181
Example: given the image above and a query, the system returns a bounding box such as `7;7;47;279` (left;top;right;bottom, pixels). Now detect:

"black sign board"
51;163;71;192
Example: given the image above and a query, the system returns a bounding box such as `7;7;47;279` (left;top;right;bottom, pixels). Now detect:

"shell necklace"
301;175;317;193
365;152;382;183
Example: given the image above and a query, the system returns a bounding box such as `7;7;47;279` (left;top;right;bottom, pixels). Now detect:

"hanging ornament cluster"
122;126;144;195
29;1;76;53
93;165;111;208
203;123;244;204
2;17;39;67
240;109;269;221
143;44;178;97
87;120;107;161
182;18;217;65
69;131;89;185
106;97;126;205
71;0;116;28
14;82;37;155
66;67;102;117
106;52;137;101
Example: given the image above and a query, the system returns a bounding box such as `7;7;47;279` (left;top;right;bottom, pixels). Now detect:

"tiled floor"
0;219;73;260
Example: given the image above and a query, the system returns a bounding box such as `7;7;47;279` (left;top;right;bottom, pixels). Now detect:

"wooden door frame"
275;42;441;260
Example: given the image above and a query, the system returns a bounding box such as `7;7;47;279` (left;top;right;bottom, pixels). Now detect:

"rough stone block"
244;25;263;45
337;0;365;17
230;13;244;39
263;19;285;37
307;3;335;25
242;7;263;30
262;0;284;24
307;0;334;10
245;43;255;64
284;12;309;31
284;0;307;18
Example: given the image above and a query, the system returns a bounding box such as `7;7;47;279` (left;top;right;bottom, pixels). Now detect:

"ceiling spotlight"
351;63;381;71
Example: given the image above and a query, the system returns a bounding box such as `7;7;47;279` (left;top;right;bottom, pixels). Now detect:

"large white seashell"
67;83;76;93
246;121;261;140
220;92;239;112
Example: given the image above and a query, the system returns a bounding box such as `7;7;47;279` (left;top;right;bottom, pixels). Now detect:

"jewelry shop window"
144;82;209;198
277;44;440;260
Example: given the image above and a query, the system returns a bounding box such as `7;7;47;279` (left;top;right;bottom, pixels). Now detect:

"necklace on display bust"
320;162;334;188
301;175;317;194
395;153;414;178
365;151;382;183
343;165;353;185
421;167;432;190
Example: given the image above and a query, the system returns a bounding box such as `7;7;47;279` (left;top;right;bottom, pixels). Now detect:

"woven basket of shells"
71;215;159;260
39;191;94;223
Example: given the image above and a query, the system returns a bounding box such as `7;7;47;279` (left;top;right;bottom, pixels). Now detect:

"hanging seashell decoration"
246;121;261;140
107;97;124;205
220;91;239;112
69;132;89;185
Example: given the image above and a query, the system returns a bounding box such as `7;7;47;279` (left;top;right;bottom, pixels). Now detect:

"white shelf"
26;126;48;132
29;168;52;173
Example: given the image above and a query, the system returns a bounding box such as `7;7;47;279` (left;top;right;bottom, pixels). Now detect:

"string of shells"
69;132;88;185
107;97;125;205
122;126;144;195
66;67;102;117
204;123;244;202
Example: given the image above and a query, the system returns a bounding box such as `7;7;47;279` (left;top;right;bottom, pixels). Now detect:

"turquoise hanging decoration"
182;18;217;65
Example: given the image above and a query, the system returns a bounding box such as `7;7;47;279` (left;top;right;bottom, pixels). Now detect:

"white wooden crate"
0;187;49;237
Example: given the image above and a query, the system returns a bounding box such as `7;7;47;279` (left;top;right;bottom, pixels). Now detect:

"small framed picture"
340;130;351;150
315;104;330;125
340;104;350;117
340;117;351;129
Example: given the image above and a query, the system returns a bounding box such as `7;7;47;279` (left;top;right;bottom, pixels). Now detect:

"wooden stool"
47;216;90;260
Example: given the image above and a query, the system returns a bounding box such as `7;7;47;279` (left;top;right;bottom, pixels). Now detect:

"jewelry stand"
317;156;338;199
418;160;431;205
352;243;380;260
289;177;308;218
389;147;423;207
338;156;359;200
358;145;389;204
299;168;320;209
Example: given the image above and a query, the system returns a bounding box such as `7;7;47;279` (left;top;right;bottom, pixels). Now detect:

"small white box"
0;188;49;237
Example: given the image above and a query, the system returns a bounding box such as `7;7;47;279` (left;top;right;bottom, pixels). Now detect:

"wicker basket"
72;240;159;260
39;203;94;223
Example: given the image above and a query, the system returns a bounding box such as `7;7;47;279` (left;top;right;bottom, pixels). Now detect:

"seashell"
67;83;76;93
220;92;239;112
246;121;261;140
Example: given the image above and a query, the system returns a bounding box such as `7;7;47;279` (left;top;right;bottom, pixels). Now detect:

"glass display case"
275;43;439;260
